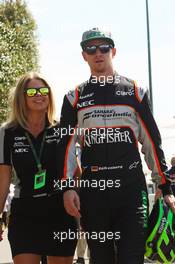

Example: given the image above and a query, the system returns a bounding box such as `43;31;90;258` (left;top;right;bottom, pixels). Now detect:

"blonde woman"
0;72;77;264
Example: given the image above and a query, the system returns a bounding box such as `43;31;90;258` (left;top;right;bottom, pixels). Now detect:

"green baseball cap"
80;27;115;49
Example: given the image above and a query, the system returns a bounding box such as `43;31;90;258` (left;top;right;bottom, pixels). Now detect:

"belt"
33;190;60;198
14;190;60;199
32;192;54;198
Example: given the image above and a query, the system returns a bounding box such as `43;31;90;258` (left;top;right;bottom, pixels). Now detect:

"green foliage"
0;0;39;124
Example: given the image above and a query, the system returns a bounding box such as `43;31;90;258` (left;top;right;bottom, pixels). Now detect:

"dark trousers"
80;183;148;264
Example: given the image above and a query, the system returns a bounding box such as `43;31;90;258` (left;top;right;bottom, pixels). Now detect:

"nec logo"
15;148;29;153
77;100;95;109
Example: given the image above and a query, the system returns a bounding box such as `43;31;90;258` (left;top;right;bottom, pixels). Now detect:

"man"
169;156;175;194
58;27;175;264
169;157;175;175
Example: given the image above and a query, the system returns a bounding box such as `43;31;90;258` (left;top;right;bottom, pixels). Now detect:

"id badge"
34;170;46;189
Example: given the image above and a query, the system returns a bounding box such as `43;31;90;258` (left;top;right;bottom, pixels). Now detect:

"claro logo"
115;87;134;96
77;100;95;109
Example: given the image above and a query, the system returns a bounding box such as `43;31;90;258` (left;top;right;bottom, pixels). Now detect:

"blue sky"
26;0;175;124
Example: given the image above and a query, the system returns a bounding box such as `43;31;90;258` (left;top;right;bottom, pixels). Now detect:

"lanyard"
25;130;47;172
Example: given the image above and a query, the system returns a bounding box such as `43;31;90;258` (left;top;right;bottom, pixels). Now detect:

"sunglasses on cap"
83;44;113;55
25;87;49;97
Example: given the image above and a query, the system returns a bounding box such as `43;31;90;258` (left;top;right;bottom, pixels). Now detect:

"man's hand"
164;194;175;214
63;190;81;217
155;188;162;201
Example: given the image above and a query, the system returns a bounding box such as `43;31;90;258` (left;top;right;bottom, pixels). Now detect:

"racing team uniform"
0;122;77;257
59;74;171;264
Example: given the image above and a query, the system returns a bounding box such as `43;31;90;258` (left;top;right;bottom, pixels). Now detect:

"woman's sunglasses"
83;44;113;55
25;87;49;97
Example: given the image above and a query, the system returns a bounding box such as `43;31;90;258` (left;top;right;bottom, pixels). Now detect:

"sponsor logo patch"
79;93;94;100
129;161;140;170
115;87;134;96
77;100;95;109
84;128;132;147
83;110;131;123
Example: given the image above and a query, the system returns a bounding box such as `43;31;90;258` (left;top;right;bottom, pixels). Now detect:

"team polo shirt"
0;123;60;198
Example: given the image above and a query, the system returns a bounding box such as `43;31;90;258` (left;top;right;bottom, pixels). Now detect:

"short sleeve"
0;126;11;165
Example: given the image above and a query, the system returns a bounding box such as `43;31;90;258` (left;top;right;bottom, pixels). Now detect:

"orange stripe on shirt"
137;114;166;184
134;81;142;103
63;133;75;180
73;86;79;108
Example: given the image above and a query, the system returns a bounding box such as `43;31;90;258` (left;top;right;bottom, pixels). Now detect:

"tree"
0;0;39;124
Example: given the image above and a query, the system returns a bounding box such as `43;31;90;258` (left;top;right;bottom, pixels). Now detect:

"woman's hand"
155;188;162;201
164;194;175;214
63;190;81;218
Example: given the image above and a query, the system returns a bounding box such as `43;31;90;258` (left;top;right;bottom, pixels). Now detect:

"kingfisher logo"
84;129;132;147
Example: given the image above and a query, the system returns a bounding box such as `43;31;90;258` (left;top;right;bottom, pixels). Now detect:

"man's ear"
82;51;88;62
112;48;116;58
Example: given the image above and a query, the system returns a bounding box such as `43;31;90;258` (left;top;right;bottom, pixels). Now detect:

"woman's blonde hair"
7;72;56;128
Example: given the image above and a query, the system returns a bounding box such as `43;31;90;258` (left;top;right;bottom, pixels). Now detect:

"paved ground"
0;229;12;264
0;230;157;264
0;230;90;264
